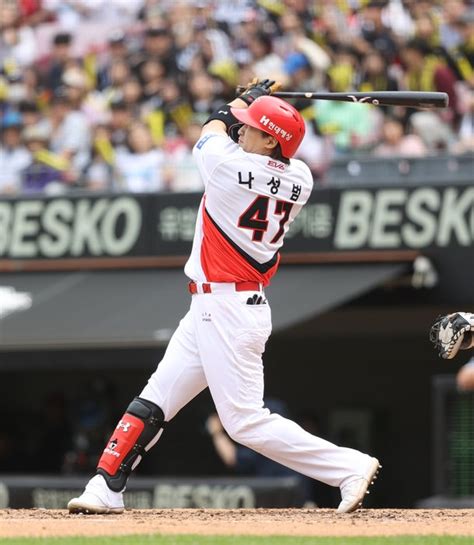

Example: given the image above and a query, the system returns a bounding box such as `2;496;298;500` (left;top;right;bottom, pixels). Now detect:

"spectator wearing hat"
0;111;31;194
62;67;90;109
280;51;334;178
21;123;67;194
281;49;329;93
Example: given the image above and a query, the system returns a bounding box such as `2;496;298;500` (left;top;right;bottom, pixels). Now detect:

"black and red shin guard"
96;397;165;492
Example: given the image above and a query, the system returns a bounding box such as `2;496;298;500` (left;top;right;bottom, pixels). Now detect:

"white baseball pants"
140;285;371;487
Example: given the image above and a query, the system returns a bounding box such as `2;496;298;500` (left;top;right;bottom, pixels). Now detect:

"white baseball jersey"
75;125;376;510
184;132;313;286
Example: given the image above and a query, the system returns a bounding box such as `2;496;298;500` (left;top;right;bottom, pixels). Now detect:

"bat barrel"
272;91;449;108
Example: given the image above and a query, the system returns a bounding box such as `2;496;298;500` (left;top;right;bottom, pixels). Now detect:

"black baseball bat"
272;91;448;108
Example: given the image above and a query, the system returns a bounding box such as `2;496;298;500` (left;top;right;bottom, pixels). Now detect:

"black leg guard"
96;397;165;492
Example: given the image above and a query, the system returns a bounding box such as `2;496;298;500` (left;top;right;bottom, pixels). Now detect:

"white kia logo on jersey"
117;421;131;432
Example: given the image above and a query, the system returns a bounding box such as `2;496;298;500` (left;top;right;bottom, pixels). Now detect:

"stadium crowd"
0;0;473;195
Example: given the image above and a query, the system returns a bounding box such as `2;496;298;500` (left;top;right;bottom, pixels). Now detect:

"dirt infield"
0;509;473;538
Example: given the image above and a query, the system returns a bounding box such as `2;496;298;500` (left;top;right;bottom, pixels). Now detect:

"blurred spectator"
294;109;334;181
358;49;399;93
0;110;30;194
84;125;113;191
283;52;320;92
107;99;133;149
100;58;132;104
17;0;53;28
63;378;118;474
0;0;37;71
206;399;301;478
206;399;321;506
114;122;166;192
247;31;285;82
21;123;66;194
355;1;398;64
456;356;474;391
96;29;130;91
131;25;179;78
401;38;459;123
315;59;383;154
0;1;471;196
121;77;144;116
410;110;457;153
452;89;474;154
449;8;474;89
164;117;204;192
439;0;467;50
205;404;297;478
139;57;166;100
41;31;75;92
34;392;72;473
46;87;91;180
18;99;49;130
374;116;427;157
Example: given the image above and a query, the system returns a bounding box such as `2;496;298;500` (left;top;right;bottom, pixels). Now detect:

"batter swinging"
68;80;381;515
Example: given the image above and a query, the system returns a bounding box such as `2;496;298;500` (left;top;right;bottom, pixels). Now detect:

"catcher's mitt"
429;312;474;359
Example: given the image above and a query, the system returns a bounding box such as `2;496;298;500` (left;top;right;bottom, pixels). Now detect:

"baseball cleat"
336;457;381;514
68;475;125;515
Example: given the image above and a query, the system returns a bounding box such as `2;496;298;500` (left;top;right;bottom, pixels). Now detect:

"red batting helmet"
231;96;305;159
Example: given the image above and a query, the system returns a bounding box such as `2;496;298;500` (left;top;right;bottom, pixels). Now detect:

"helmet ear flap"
229;123;243;143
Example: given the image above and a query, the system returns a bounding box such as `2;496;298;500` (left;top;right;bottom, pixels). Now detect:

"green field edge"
1;534;472;545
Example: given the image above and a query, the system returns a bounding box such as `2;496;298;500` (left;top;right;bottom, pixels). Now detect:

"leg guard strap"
97;397;165;492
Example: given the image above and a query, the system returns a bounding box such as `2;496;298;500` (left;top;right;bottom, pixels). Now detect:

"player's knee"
220;409;266;447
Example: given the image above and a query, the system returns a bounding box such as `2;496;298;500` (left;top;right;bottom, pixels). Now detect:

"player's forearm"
211;432;237;467
227;97;248;110
200;99;248;136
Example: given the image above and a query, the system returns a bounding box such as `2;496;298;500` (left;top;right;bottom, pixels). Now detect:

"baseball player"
430;312;474;390
68;80;381;515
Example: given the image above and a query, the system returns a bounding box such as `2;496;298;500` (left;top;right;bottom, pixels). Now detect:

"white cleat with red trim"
68;475;124;514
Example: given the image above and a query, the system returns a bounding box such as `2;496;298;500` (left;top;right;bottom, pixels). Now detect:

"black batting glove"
237;78;280;105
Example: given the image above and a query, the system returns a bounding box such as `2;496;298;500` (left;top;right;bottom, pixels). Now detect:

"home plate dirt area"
0;508;473;538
